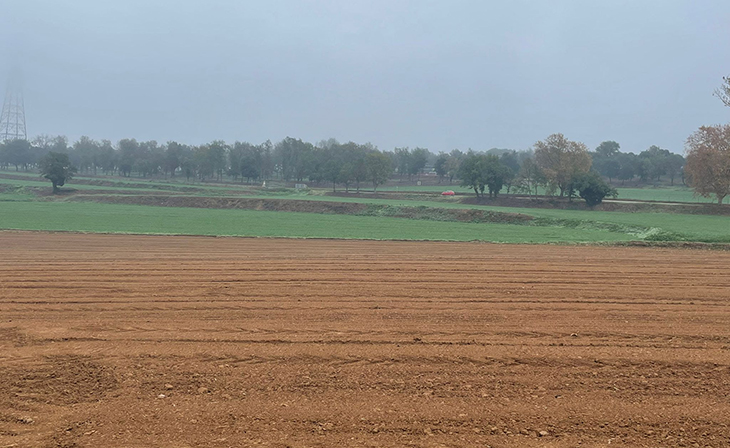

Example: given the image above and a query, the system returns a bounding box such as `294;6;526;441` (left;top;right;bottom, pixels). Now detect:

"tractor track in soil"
0;232;728;447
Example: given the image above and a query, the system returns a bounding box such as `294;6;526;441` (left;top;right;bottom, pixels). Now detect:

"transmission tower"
0;72;27;141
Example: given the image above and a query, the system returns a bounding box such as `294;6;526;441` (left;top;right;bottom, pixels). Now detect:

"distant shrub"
571;172;618;207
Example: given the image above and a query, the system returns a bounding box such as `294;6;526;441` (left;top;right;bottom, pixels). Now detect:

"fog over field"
1;0;729;153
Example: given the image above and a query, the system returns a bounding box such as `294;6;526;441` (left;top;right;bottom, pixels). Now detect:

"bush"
40;152;76;193
572;172;617;207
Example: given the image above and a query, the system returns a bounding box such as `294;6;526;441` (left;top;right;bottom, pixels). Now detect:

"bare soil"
67;195;533;224
0;232;728;448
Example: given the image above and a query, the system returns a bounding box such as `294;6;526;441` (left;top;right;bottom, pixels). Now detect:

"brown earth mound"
67;194;535;224
69;194;372;213
1;232;728;447
460;195;730;215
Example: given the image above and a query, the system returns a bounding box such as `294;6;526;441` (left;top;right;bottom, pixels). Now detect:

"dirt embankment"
67;194;535;224
329;191;730;215
459;195;730;215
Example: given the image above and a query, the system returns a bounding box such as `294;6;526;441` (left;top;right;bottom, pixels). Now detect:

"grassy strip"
3;181;728;242
0;177;170;193
380;184;714;203
0;170;262;193
6;189;726;242
0;200;634;243
67;195;534;224
0;186;37;201
256;194;730;242
71;194;711;242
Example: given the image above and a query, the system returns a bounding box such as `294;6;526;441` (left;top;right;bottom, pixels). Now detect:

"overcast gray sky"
1;0;729;153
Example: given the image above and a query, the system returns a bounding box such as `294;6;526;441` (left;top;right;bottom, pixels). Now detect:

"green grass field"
0;200;635;243
0;177;170;192
0;169;262;193
612;187;713;203
1;172;727;244
237;192;728;242
2;191;728;243
2;168;715;203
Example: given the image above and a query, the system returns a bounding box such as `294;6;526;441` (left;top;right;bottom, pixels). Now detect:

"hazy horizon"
2;0;729;154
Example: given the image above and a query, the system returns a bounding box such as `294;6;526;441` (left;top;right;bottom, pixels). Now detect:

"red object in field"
441;190;455;196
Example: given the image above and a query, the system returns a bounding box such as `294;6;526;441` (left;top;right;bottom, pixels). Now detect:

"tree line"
444;134;615;206
429;135;692;205
2;127;729;204
0;136;394;191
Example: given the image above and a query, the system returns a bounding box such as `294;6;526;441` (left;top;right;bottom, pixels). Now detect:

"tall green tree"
365;151;392;192
393;147;410;179
595;158;621;183
458;153;508;198
434;152;448;183
40;152;76;193
234;141;262;183
72;136;100;174
595;141;620;157
227;143;244;180
259;140;274;181
346;143;370;192
97;140;117;175
276;137;311;181
445;149;464;184
409;147;429;179
500;151;520;193
665;153;685;186
616;153;638;185
0;139;32;171
208;140;228;181
458;153;485;197
135;140;163;177
118;138;139;177
515;157;544;198
483;154;509;197
639;145;671;182
163;141;186;177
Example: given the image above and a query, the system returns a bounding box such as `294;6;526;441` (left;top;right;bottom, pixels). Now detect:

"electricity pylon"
0;71;27;141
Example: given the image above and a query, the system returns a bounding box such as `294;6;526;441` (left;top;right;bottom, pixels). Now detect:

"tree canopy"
458;153;509;198
40;151;76;193
365;151;392;192
685;124;730;204
534;133;592;196
571;172;617;207
595;141;620;158
0;130;703;201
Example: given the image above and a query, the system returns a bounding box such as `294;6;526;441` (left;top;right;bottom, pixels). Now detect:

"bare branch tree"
714;75;730;107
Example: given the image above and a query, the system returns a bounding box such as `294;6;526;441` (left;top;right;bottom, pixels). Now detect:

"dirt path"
0;232;728;447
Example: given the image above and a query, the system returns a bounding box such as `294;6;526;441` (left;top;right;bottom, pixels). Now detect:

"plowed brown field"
1;232;729;448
